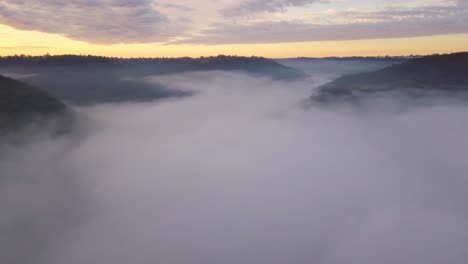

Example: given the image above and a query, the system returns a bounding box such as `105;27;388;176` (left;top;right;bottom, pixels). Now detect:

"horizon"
0;52;463;60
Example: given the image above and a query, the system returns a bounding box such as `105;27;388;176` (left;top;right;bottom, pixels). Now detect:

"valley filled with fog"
2;59;468;264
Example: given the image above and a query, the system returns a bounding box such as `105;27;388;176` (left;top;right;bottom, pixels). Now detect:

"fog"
278;58;401;81
2;67;468;264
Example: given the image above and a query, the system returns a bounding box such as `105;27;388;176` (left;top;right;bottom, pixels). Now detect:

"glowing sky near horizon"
0;0;467;57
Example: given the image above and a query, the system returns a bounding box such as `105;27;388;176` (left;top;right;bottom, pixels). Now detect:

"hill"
0;75;72;134
0;55;305;105
310;52;468;103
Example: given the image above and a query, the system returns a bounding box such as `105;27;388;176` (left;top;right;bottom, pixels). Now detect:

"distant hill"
278;57;406;81
0;55;305;79
292;56;411;62
0;75;72;134
0;55;305;105
310;52;468;104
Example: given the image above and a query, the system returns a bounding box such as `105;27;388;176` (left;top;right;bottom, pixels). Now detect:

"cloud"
179;2;468;44
0;0;466;45
0;0;189;44
159;3;196;12
337;3;465;23
222;0;329;17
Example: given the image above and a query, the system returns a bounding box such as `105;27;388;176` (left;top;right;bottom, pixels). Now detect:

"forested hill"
0;75;69;133
0;55;306;79
311;52;468;103
0;55;305;105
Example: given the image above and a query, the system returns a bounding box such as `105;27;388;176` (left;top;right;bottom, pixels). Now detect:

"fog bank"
2;70;468;264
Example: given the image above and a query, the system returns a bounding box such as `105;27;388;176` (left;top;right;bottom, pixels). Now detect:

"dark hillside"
0;55;305;105
0;75;70;134
310;52;468;103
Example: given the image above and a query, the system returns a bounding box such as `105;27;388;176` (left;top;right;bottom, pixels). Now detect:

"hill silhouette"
311;52;468;103
0;55;304;77
0;55;305;105
0;75;71;134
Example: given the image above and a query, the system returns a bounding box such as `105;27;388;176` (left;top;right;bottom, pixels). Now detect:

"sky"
0;0;467;57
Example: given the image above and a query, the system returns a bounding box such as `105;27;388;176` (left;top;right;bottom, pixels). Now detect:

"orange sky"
1;23;467;58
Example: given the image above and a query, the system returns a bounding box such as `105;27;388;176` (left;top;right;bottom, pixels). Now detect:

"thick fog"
2;66;468;264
